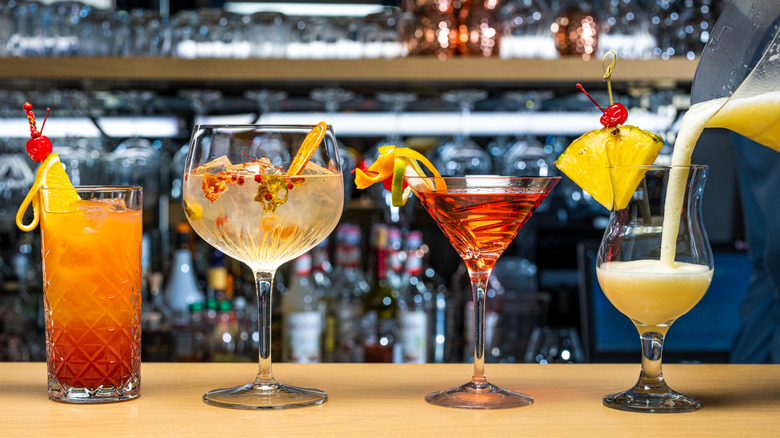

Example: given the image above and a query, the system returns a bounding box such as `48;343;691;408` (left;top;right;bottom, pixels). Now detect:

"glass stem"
254;269;277;387
636;330;668;392
458;102;470;142
470;275;488;387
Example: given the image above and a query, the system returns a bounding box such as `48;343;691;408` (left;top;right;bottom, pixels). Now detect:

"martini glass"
406;175;559;409
182;125;343;409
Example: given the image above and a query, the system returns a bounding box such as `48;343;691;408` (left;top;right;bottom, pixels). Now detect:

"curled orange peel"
354;145;445;206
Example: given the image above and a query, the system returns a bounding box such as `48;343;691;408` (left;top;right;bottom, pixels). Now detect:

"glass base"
203;382;327;410
603;387;701;413
425;380;533;409
49;379;140;404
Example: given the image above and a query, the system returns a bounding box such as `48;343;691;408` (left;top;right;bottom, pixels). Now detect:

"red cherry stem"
39;108;50;135
576;83;604;113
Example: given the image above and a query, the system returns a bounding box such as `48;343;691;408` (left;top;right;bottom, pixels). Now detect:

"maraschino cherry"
576;83;628;128
23;102;53;163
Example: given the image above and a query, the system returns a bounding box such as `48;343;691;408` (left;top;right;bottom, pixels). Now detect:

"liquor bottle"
206;250;228;302
165;223;205;324
202;297;219;361
173;302;207;362
141;272;174;361
232;295;255;360
329;224;371;362
386;227;405;292
213;300;240;362
397;231;432;363
311;238;334;361
420;241;449;363
362;225;399;363
271;270;287;361
282;253;322;363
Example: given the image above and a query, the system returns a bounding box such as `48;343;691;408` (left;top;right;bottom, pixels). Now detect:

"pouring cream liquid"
601;93;778;323
660;90;780;265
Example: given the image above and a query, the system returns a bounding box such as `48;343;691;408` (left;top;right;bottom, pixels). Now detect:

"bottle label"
399;310;428;364
283;311;322;363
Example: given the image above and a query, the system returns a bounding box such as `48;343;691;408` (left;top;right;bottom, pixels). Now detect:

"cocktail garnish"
183;198;203;220
196;124;325;212
24;102;53;163
202;173;232;203
554;52;664;210
288;121;328;176
576;84;628;128
354;145;445;207
254;174;290;213
16;103;79;232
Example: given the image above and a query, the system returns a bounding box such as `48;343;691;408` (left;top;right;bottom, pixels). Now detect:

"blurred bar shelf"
1;362;779;436
0;57;697;86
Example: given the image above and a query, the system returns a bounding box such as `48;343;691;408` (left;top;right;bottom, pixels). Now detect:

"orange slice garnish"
354;145;445;207
16;152;79;231
288;122;328;176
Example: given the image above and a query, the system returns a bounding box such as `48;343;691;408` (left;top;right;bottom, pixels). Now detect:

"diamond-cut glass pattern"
42;201;142;401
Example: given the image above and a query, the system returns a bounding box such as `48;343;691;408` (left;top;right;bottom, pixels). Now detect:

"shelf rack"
0;57;697;86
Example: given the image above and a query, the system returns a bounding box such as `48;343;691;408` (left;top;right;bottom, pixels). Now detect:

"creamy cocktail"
596;260;712;327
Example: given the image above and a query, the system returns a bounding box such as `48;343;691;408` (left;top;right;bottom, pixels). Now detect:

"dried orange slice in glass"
288;121;328;176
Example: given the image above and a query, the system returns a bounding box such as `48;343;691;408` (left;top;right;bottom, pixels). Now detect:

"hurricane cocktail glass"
596;165;712;413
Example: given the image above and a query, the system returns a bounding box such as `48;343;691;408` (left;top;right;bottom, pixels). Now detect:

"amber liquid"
42;207;142;390
415;189;549;273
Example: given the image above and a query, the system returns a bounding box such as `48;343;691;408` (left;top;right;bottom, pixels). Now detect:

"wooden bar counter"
1;362;779;437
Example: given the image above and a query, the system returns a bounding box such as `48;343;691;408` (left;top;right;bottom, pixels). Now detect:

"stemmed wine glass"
596;165;712;413
406;175;559;409
310;88;356;206
430;90;492;176
365;92;417;228
182;125;343;409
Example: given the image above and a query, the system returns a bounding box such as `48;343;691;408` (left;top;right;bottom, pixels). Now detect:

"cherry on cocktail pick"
576;83;628;128
23;102;53;163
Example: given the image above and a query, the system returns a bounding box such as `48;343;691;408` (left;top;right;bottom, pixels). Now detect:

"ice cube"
68;200;107;213
301;161;332;175
69;199;127;213
192;155;232;176
94;198;128;212
228;158;282;175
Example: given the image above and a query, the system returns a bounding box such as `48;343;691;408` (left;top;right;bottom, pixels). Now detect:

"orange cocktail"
40;186;142;402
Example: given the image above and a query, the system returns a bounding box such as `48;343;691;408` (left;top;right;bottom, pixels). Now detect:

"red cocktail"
407;176;559;409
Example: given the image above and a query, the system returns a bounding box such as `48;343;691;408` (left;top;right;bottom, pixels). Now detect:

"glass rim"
404;175;562;180
192;123;335;131
40;185;142;192
607;164;709;170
